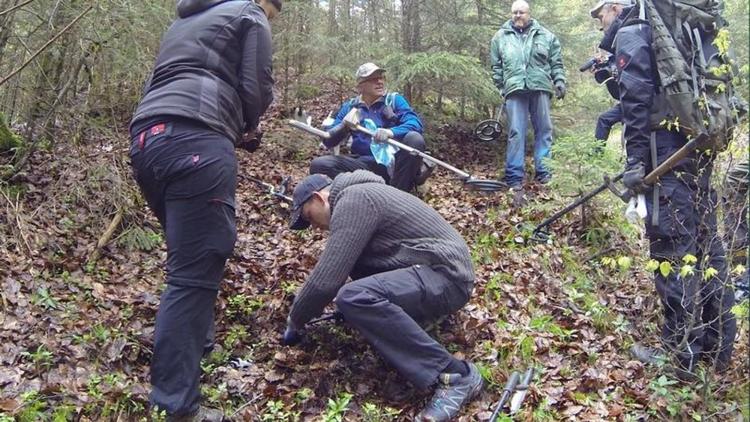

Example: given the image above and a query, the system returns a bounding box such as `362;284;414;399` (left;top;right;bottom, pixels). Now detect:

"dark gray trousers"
130;118;237;416
644;139;736;372
309;131;425;192
334;265;472;389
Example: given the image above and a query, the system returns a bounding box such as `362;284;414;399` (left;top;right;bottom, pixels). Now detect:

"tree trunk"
401;0;422;101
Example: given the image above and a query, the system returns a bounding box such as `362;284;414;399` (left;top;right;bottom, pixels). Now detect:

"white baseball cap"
590;0;633;18
355;62;385;83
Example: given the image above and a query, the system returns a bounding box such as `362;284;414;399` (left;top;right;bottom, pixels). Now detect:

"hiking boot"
535;173;552;185
630;343;665;366
416;158;436;186
734;269;749;303
415;361;484;422
631;343;700;383
168;406;224;422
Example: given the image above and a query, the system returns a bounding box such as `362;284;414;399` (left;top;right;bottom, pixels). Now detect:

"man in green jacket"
490;0;566;189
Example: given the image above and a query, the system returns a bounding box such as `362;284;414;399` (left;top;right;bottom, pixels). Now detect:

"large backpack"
641;0;742;151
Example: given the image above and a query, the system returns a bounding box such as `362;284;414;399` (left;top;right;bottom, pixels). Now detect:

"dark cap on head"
288;174;332;230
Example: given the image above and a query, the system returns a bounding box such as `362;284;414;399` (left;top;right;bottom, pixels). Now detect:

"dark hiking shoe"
168;406;224;422
734;269;749;303
535;173;552;184
630;343;665;366
631;343;700;383
416;158;436;186
415;362;484;422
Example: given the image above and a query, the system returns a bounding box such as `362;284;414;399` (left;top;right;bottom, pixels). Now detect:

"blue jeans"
503;91;553;186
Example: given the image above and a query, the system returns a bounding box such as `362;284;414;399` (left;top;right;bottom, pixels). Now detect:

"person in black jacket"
591;0;736;377
128;0;279;419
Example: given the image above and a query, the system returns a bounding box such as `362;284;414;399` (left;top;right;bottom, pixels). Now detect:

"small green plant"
226;294;264;318
224;325;249;349
261;400;297;422
322;392;353;422
361;402;402;421
648;375;696;418
21;345;54;373
31;286;59;310
17;390;46;422
294;387;313;404
116;226;163;251
201;383;228;406
529;314;574;340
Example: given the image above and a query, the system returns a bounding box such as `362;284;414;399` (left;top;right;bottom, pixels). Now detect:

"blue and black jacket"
323;92;423;159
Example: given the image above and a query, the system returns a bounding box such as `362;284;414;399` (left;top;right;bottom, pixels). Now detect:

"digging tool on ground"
490;371;520;422
340;108;507;192
306;311;344;326
245;175;292;203
509;368;535;415
530;134;706;242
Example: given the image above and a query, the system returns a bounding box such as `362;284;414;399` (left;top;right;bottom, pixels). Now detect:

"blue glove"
281;318;304;346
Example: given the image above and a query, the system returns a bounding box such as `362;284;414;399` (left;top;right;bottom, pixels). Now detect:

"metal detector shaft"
246;176;293;202
490;371;520;422
533;172;624;235
349;123;473;180
288;119;331;139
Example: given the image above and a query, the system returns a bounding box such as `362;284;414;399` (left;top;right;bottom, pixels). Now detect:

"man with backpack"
310;63;430;192
281;170;482;421
128;0;280;419
489;0;566;189
591;0;736;377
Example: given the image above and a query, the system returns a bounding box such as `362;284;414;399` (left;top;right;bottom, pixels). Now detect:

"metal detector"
245;175;292;202
341;109;507;191
288;115;506;192
474;119;503;142
529;134;708;243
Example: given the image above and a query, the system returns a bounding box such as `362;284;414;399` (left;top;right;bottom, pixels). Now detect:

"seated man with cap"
310;62;429;192
281;170;483;421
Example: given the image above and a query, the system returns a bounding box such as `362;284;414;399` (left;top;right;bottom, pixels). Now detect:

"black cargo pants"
129;118;237;416
334;265;473;389
644;133;736;372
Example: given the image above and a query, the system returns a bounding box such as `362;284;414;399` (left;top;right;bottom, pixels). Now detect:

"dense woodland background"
0;0;749;421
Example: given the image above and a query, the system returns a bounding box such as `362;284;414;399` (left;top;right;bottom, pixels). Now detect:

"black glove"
554;82;566;100
623;159;649;193
281;319;304;346
238;130;262;152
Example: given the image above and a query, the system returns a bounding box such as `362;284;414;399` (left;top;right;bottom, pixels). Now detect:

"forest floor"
0;90;748;421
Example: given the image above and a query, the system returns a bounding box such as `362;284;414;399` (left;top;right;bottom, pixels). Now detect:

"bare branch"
0;4;93;88
0;0;35;17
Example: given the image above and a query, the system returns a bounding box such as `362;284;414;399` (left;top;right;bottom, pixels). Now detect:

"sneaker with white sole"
415;361;484;422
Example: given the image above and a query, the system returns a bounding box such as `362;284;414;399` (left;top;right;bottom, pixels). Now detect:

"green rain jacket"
489;19;565;97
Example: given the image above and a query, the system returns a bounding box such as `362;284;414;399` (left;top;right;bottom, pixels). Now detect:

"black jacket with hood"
130;0;274;144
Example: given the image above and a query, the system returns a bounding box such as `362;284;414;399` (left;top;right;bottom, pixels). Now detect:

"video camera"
578;56;611;72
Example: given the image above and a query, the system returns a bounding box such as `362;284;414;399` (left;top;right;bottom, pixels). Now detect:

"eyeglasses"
512;10;528;15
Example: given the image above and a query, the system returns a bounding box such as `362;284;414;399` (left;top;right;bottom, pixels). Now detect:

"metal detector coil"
474;119;503;142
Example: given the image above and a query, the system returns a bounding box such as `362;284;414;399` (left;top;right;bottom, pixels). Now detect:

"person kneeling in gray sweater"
281;170;483;421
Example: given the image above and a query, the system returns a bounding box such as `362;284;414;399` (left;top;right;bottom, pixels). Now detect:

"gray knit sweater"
289;170;475;326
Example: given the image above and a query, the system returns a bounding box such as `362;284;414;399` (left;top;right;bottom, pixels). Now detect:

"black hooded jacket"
130;0;274;144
